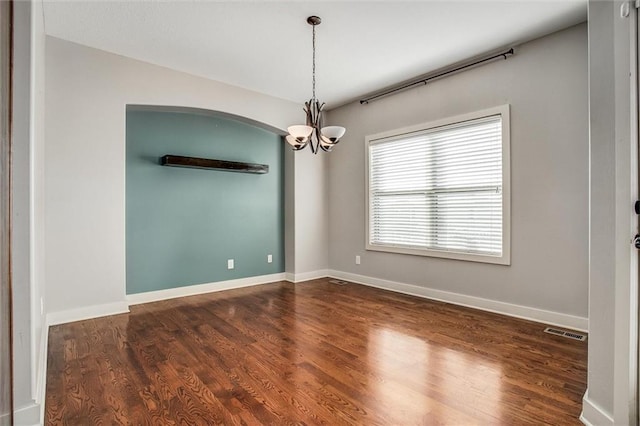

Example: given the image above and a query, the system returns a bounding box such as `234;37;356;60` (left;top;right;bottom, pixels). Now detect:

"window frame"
365;105;511;265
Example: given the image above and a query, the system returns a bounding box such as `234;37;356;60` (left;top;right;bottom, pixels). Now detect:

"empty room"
1;0;638;425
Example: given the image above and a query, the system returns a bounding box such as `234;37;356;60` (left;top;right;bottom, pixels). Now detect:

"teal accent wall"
126;109;284;295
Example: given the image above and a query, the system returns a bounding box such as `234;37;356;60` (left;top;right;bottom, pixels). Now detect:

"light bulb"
286;135;307;150
320;126;346;144
287;125;313;142
319;137;334;152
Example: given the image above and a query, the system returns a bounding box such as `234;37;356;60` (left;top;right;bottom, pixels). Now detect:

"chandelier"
286;16;346;154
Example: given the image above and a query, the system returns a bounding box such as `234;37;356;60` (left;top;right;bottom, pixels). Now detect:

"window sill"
366;243;511;265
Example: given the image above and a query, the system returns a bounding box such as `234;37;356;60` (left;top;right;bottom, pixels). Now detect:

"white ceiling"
43;1;587;108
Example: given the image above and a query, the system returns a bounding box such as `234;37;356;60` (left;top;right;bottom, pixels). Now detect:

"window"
366;105;510;264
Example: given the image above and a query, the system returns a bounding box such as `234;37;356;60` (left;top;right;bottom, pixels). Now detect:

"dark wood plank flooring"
45;279;587;425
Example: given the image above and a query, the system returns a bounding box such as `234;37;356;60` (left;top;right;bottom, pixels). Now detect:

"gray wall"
12;0;33;409
44;37;308;315
327;24;588;319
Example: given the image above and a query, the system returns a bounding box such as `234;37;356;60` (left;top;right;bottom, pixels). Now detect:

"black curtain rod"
360;48;515;105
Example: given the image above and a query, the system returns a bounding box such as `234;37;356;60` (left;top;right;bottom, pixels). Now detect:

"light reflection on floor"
368;327;503;424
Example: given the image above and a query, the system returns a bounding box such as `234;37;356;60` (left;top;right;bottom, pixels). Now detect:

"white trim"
626;7;640;425
364;104;511;266
34;316;47;404
35;315;47;425
365;105;510;143
126;273;287;305
580;390;615;426
46;301;130;326
284;270;330;283
13;401;41;426
328;270;588;332
28;0;38;401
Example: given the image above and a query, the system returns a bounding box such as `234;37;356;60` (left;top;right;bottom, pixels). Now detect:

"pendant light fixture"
286;16;346;154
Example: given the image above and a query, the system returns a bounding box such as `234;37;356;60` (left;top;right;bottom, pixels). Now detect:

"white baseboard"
126;273;287;305
285;270;329;283
46;301;130;326
13;401;41;426
580;390;614;426
35;316;48;407
328;270;589;332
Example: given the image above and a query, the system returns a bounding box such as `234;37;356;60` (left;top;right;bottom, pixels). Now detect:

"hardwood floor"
45;279;587;425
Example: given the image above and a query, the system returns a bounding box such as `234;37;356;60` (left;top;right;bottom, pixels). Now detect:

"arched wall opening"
126;105;286;295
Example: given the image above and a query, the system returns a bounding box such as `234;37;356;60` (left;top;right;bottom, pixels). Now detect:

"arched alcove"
125;105;286;294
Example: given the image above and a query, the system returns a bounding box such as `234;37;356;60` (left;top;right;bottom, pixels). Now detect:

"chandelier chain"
312;23;316;101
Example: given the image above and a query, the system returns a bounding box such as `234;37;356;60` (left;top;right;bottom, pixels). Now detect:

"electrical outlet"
40;297;44;316
267;254;273;263
227;259;234;269
355;255;361;265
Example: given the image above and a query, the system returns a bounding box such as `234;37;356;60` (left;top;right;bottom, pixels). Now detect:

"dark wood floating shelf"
161;155;269;174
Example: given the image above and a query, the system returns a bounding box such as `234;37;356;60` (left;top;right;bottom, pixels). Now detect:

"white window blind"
367;111;508;263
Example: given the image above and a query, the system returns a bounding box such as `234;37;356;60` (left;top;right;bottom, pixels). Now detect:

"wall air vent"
543;327;587;341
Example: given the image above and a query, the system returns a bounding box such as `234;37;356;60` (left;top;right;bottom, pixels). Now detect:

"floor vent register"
543;327;587;341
